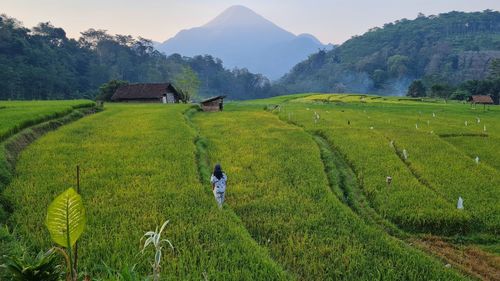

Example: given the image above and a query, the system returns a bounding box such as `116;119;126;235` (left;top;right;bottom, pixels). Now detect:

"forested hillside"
3;11;500;100
277;10;500;95
0;15;272;100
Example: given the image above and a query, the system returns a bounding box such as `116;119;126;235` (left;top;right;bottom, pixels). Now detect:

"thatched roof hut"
111;83;180;103
468;95;494;104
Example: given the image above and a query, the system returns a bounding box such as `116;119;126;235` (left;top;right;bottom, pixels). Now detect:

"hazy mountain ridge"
157;5;331;79
277;10;500;95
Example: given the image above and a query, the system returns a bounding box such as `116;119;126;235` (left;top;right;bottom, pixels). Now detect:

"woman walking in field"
211;164;227;209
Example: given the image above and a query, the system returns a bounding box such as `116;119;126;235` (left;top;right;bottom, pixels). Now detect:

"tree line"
0;14;273;100
407;59;500;103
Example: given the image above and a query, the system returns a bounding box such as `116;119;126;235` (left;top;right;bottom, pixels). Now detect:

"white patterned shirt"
211;173;227;193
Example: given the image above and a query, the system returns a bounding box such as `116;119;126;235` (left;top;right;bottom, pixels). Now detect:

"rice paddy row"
274;94;499;234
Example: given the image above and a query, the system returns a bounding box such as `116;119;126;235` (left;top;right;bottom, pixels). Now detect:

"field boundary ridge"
0;105;99;263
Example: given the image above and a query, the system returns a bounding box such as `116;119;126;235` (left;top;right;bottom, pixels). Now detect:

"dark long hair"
213;164;223;180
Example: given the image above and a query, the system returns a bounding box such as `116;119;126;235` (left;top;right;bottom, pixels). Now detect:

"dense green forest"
406;58;500;103
277;10;500;96
2;11;500;101
0;14;272;100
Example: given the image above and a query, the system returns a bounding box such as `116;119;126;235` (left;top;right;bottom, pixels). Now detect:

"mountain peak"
158;5;327;79
204;5;271;28
223;5;254;13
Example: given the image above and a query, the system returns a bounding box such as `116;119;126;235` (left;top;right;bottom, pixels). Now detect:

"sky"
2;0;500;45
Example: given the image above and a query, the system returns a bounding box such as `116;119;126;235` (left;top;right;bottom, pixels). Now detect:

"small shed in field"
468;95;494;105
467;95;494;109
200;96;226;112
111;83;180;103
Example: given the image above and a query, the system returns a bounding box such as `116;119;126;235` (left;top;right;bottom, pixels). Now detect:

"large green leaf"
45;188;85;248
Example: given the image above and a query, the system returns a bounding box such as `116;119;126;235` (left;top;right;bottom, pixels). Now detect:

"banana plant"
46;188;86;281
141;220;173;281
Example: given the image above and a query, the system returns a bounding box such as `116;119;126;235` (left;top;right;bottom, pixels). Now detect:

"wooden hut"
468;95;494;105
111;83;180;103
200;96;226;112
467;95;494;109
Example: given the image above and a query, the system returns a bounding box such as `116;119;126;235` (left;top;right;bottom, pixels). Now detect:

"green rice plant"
3;96;495;279
384;129;499;232
0;103;94;280
319;128;470;233
443;136;500;170
98;263;144;281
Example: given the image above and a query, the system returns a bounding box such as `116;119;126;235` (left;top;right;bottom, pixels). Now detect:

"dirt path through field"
413;236;500;281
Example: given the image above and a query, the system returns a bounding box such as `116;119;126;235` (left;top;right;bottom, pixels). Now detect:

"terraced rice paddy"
0;100;95;217
0;100;94;142
192;108;464;280
1;95;498;280
2;104;288;279
276;94;500;235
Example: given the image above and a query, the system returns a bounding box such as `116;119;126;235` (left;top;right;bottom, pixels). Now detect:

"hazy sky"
3;0;499;44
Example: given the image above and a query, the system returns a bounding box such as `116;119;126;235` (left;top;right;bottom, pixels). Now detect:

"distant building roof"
469;95;494;104
201;95;226;104
111;83;179;101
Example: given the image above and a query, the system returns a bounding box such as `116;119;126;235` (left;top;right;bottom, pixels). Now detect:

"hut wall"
166;93;176;103
120;98;161;103
202;99;222;112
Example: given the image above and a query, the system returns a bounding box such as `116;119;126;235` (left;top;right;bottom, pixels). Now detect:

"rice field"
444;136;500;170
0;100;95;217
2;104;288;280
275;94;500;234
0;100;94;142
192;108;464;280
1;96;498;280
